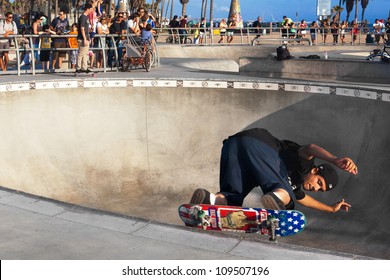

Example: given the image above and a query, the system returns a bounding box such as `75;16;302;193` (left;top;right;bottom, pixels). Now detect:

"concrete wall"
239;57;390;84
1;80;390;258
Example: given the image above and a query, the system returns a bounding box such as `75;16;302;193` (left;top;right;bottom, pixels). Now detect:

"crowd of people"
278;15;390;45
1;2;390;72
0;0;158;72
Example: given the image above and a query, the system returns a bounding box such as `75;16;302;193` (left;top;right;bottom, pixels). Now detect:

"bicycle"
366;39;390;62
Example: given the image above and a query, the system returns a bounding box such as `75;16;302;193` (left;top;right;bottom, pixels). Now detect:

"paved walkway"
0;187;364;260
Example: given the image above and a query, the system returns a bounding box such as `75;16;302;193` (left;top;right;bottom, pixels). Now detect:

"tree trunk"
354;0;358;22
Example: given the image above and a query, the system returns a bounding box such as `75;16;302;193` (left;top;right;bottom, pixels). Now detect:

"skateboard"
75;70;97;77
178;204;306;241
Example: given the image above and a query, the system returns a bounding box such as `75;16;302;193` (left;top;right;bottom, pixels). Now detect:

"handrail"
0;26;381;75
252;37;312;46
0;33;159;75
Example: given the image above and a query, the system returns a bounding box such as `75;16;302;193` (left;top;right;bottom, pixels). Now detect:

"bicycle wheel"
143;50;153;72
121;57;130;72
185;37;192;44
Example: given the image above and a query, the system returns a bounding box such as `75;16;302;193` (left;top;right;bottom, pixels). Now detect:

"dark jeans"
219;136;294;206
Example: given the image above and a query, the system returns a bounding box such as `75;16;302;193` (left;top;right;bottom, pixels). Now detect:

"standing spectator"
385;17;390;41
350;20;359;44
227;16;237;44
288;22;297;39
0;12;18;71
76;3;94;73
330;17;339;45
320;18;330;44
40;24;55;71
197;17;207;44
68;23;79;69
281;15;293;38
31;14;44;66
51;10;69;69
340;21;348;44
218;18;227;43
373;19;385;45
179;15;188;44
128;13;141;35
168;15;179;43
310;21;319;45
252;16;263;39
108;12;127;67
298;20;308;42
96;16;109;68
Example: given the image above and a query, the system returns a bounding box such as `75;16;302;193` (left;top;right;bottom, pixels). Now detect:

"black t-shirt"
230;128;314;200
77;14;90;41
109;20;127;34
386;21;390;33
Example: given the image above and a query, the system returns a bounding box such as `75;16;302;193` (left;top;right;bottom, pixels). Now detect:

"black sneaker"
75;68;82;73
85;68;92;73
260;193;286;210
190;188;211;204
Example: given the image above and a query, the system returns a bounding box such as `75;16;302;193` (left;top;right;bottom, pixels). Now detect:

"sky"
154;0;389;23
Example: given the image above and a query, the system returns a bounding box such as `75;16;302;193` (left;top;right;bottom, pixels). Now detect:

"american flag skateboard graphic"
178;204;306;240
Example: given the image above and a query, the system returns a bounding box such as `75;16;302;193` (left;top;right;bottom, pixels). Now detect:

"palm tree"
354;0;360;22
331;5;344;22
361;0;369;22
343;0;354;23
179;0;189;16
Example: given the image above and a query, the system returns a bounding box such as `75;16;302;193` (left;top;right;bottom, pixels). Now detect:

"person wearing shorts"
0;12;18;71
51;10;69;69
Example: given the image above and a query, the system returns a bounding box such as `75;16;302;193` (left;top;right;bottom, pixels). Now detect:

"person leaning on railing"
96;16;110;68
108;11;127;67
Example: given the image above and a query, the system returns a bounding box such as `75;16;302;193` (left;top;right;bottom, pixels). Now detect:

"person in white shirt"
127;13;140;35
0;12;18;71
96;16;109;68
373;19;385;45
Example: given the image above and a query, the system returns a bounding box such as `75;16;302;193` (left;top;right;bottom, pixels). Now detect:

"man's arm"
297;194;351;213
298;144;358;174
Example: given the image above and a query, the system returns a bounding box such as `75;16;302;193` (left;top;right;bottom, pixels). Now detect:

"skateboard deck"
75;71;97;77
178;204;306;240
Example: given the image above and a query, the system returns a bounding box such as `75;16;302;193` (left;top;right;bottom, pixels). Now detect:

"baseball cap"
317;164;338;191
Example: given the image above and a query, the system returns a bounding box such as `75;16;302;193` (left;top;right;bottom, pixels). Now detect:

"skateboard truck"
261;215;279;242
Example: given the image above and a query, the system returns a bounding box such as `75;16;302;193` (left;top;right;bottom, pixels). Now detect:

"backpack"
276;45;294;61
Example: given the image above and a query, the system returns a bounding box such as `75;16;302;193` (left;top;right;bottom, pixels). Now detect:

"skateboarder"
191;128;358;213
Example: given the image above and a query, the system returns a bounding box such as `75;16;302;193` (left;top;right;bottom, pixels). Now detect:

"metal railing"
0;33;160;75
155;26;386;46
0;26;387;75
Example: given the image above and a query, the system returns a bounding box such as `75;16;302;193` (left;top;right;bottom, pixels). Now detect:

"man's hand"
332;199;351;212
84;39;90;47
334;157;358;175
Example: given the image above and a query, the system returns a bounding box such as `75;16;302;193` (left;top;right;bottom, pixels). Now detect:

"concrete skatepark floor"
0;46;389;260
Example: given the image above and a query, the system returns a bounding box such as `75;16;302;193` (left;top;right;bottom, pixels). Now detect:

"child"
141;24;154;44
40;24;55;71
68;23;79;69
